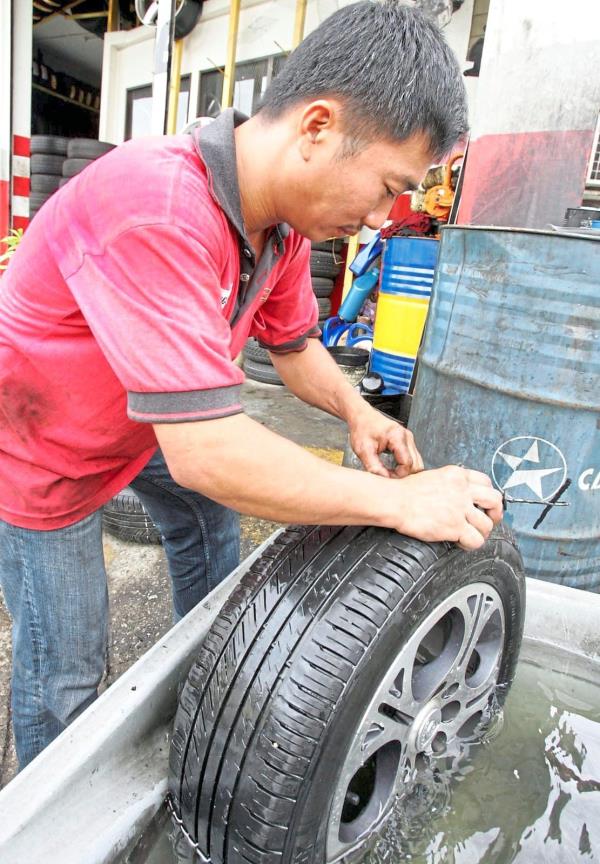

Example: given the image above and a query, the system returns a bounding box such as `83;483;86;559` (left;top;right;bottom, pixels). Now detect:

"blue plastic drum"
370;236;439;394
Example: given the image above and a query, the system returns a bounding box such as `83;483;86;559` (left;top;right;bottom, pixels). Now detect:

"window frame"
125;75;191;140
196;53;286;119
586;112;600;188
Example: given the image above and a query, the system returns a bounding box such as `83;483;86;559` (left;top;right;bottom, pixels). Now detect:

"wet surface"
121;641;600;864
0;381;346;788
367;641;600;864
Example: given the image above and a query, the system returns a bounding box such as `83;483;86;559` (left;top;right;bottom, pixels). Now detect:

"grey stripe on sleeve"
128;385;243;423
258;326;322;354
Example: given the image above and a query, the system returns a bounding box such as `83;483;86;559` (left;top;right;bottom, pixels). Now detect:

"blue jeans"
0;450;239;769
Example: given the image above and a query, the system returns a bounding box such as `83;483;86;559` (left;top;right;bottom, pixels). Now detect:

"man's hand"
348;405;424;478
390;465;504;550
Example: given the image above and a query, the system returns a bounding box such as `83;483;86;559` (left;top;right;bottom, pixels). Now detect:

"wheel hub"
414;704;442;752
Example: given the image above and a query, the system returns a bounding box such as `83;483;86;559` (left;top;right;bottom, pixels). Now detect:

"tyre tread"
170;525;523;864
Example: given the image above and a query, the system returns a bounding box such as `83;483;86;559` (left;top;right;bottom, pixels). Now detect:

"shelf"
32;83;100;114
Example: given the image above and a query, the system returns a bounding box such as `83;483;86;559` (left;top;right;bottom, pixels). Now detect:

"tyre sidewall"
285;536;525;863
243;358;283;385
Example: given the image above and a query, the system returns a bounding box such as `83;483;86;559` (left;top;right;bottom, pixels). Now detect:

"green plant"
0;228;24;271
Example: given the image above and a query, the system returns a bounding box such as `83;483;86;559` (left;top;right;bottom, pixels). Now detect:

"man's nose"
363;200;394;231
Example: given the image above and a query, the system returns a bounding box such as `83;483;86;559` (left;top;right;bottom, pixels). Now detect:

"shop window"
587;113;600;188
464;0;489;77
125;75;191;140
197;54;286;119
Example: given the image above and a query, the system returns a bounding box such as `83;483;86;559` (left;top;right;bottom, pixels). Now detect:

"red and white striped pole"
0;0;32;241
11;0;32;232
0;0;11;242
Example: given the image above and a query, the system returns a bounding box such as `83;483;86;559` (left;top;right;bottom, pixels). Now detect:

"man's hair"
259;0;468;159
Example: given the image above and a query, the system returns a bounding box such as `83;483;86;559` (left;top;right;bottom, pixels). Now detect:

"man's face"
279;106;434;241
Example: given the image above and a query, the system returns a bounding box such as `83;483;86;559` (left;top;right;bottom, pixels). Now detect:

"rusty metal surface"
409;226;600;590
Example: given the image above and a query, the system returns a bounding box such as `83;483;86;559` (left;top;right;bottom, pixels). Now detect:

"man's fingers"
411;442;424;472
471;484;504;523
466;504;494;539
387;429;423;475
466;468;493;487
387;440;413;471
457;523;487;550
359;448;391;478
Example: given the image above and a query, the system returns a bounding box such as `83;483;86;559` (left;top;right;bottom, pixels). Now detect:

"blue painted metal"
379;235;438;297
370;236;438;394
369;349;415;393
408;226;600;591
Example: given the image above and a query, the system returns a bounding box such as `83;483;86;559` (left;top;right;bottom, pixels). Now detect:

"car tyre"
243;358;284;385
67;139;115;159
31;135;69;156
312;277;335;298
30;173;61;193
169;523;524;864
62;157;94;178
317;297;332;317
310;250;342;279
30;154;65;174
102;487;162;544
243;338;273;366
311;239;344;254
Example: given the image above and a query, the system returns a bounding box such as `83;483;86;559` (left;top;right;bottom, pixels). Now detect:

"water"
124;640;600;864
368;641;600;864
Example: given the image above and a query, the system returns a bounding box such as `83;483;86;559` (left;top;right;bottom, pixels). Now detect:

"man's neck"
235;116;280;236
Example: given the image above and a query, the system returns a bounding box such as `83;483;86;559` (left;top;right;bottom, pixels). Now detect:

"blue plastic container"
408;226;600;591
370;236;439;394
338;267;380;322
321;319;373;348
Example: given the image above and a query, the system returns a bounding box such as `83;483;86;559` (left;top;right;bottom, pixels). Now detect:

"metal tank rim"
441;224;600;242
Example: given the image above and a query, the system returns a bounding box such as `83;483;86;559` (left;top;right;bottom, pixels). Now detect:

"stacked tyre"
29;135;69;220
242;239;344;385
59;138;115;189
311;238;343;326
242;338;283;385
103;487;162;545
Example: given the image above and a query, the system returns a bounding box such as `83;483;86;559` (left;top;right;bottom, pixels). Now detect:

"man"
0;1;502;769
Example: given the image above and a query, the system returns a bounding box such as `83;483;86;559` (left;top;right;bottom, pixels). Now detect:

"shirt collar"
193;108;290;255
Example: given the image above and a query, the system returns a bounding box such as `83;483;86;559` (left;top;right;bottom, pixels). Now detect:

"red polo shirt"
0;110;319;529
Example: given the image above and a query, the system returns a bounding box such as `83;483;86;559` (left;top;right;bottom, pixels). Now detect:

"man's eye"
385;186;397;199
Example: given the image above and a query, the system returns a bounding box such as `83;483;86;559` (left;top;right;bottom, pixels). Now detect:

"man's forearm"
154;412;504;550
269;339;369;424
155;412;393;527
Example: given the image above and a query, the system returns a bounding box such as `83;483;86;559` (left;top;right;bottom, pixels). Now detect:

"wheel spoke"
326;582;507;864
443;592;503;691
441;681;496;741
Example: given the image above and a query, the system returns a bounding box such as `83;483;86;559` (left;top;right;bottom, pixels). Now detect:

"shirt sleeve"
249;233;321;354
63;223;244;424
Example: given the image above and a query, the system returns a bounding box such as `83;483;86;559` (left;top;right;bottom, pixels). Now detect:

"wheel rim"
326;581;506;863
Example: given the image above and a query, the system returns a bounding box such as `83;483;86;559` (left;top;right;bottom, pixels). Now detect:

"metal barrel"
370;236;439;394
408;226;600;591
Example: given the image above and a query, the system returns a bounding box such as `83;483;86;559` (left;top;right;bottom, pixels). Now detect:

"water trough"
0;530;598;864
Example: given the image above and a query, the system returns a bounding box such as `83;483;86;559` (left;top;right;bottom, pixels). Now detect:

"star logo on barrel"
491;436;567;502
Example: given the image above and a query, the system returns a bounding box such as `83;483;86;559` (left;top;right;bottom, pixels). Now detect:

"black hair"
259;0;468;159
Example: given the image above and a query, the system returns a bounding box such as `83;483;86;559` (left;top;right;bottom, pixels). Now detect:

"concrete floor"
0;380;348;789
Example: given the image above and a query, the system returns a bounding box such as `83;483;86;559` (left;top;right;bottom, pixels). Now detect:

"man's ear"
297;99;342;161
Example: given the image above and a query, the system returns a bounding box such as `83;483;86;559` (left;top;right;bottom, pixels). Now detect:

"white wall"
100;0;478;144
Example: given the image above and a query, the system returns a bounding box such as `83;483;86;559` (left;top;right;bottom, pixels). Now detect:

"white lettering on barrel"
578;469;600;491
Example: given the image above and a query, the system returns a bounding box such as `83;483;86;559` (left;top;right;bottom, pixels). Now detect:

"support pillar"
221;0;241;110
